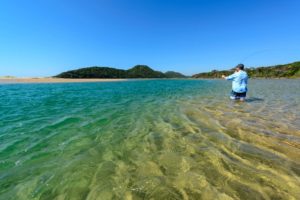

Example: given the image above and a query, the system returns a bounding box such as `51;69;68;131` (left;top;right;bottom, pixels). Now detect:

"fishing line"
238;48;299;65
239;49;271;63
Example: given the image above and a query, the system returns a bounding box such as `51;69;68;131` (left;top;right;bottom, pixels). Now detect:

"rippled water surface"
0;79;299;200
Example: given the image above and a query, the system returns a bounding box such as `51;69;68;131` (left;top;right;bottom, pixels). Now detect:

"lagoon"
0;79;299;199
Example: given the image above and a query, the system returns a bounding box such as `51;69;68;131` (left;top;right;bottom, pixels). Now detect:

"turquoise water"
0;79;299;200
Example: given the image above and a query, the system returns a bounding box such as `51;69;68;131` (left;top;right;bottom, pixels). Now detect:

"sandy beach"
0;77;127;83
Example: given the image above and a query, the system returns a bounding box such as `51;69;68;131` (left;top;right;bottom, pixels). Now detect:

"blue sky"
0;0;299;76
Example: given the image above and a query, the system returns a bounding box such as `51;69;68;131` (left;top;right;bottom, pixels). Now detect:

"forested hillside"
192;61;300;78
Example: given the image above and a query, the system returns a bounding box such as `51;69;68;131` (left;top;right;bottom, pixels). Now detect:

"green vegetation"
192;70;232;79
192;61;300;78
55;65;186;79
164;71;187;78
55;61;300;79
55;67;127;78
127;65;166;78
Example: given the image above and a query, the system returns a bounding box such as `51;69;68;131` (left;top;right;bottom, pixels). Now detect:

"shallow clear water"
0;79;299;200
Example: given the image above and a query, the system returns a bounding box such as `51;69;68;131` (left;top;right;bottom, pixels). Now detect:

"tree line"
55;65;187;79
192;61;300;78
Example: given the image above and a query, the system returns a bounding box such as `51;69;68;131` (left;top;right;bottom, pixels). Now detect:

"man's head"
235;64;244;71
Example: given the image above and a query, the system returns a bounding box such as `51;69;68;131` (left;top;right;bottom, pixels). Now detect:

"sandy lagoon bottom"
0;79;299;199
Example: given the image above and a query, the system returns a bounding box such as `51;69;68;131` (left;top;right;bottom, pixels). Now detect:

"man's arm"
222;73;236;80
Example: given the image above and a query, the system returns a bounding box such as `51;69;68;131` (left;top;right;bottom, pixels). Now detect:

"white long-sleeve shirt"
226;70;248;93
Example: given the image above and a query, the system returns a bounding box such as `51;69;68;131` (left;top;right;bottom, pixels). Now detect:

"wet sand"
0;77;127;83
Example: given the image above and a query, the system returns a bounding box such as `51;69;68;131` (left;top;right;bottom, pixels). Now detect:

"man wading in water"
222;64;248;102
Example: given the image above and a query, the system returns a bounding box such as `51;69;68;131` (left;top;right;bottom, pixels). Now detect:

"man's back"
226;70;248;93
222;64;248;101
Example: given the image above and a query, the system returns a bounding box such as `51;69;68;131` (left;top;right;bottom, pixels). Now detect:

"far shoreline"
1;77;299;84
0;77;128;83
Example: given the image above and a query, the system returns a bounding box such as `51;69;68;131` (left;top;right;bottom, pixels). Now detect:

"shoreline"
1;77;298;84
0;77;128;83
191;77;300;80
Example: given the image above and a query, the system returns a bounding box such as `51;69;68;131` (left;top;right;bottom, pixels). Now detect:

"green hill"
127;65;166;78
55;67;127;78
164;71;187;78
55;65;185;79
192;61;300;78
